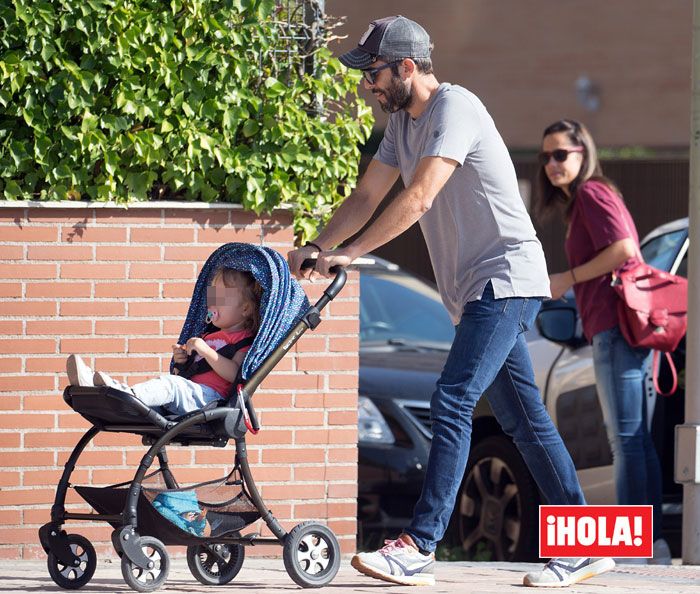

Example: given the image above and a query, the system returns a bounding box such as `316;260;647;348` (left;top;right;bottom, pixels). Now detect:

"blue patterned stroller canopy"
175;243;310;381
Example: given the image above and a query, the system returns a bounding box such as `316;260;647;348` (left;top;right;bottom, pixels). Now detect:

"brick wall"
328;0;692;148
0;201;359;559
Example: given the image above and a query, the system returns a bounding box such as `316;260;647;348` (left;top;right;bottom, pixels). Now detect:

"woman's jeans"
132;374;223;416
592;326;663;540
406;283;585;552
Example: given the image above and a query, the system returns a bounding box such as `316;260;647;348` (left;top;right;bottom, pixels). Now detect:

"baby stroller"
38;243;347;592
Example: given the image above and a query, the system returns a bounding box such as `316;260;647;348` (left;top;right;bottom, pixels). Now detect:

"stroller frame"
39;264;347;592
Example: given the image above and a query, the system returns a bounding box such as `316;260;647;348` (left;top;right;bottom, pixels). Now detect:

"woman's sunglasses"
360;60;401;85
538;147;584;166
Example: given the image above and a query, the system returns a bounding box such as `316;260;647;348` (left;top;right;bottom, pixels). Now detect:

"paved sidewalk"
2;558;700;593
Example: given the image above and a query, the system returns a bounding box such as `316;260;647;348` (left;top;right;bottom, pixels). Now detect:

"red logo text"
539;505;653;558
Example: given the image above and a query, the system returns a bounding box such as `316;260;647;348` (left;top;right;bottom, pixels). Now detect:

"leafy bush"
0;0;373;239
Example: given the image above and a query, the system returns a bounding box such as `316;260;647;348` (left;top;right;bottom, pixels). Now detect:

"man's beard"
375;77;412;114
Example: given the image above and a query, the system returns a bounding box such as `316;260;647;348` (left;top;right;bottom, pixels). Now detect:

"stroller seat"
64;386;238;447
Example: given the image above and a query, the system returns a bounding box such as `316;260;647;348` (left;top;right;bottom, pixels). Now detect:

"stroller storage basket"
75;474;260;546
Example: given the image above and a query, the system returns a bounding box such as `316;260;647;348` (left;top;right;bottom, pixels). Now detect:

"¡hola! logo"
539;505;653;558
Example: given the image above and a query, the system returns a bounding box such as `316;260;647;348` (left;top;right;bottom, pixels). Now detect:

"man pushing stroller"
288;14;614;589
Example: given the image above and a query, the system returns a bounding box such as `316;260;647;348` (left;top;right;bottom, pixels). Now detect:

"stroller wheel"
47;533;97;589
110;529;123;557
283;522;340;588
187;542;245;585
120;536;170;593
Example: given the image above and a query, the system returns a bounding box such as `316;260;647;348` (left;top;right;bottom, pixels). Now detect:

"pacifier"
206;310;218;324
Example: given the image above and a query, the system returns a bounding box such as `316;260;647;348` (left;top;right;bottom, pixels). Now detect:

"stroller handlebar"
299;258;347;302
240;258;347;402
300;257;342;274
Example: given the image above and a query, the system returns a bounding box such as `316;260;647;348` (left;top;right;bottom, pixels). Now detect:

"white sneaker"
523;557;615;587
66;355;94;386
93;371;134;394
650;538;672;565
351;534;435;586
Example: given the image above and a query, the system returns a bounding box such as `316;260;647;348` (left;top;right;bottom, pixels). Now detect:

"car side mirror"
536;304;586;348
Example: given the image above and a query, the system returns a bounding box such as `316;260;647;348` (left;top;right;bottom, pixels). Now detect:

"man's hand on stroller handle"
287;244;319;280
311;247;356;277
288;244;357;280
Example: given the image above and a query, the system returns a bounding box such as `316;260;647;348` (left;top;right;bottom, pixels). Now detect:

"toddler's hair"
210;268;263;333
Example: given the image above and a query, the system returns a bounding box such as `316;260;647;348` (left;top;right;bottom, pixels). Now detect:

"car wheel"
453;434;540;561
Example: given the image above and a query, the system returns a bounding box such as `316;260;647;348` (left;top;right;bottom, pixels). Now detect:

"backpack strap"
652;350;678;396
173;336;254;380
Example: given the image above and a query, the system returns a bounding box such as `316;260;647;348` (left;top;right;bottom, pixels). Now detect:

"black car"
357;218;688;560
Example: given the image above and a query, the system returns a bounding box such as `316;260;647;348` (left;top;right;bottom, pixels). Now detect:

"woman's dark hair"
534;119;620;222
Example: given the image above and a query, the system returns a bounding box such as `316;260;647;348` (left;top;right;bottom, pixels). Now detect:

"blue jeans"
406;282;585;552
132;375;223;416
592;326;663;540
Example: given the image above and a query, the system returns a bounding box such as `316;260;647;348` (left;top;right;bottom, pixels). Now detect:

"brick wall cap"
0;200;293;212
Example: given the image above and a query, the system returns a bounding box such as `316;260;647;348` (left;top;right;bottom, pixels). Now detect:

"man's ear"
401;58;416;79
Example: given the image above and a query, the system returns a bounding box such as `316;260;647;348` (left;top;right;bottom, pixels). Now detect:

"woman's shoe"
614;557;647;565
650;538;672;565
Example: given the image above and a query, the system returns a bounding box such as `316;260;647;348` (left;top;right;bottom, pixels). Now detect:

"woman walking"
535;119;670;564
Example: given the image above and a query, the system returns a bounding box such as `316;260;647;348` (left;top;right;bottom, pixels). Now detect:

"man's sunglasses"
361;60;401;85
538;147;584;166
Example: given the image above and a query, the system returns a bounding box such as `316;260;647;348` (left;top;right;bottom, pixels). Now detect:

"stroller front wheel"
120;536;170;593
47;533;97;590
187;542;245;585
283;522;341;588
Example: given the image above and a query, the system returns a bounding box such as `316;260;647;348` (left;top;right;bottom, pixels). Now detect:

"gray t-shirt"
374;82;550;323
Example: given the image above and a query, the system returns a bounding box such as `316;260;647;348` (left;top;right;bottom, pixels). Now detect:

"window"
640;229;687;273
360;271;455;346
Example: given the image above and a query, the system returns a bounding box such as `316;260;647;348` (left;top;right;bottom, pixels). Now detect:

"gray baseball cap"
339;16;432;70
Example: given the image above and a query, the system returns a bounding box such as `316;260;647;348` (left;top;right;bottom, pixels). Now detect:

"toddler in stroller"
65;266;262;417
39;243;347;592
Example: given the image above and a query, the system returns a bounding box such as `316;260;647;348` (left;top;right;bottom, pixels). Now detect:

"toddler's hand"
172;344;188;363
185;337;207;356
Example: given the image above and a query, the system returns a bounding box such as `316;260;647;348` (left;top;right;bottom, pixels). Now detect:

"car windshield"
360;270;455;348
640;228;687;272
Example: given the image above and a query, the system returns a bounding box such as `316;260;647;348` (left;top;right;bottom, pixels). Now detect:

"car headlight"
358;396;395;445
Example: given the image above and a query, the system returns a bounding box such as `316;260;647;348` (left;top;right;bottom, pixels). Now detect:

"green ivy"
0;0;373;240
